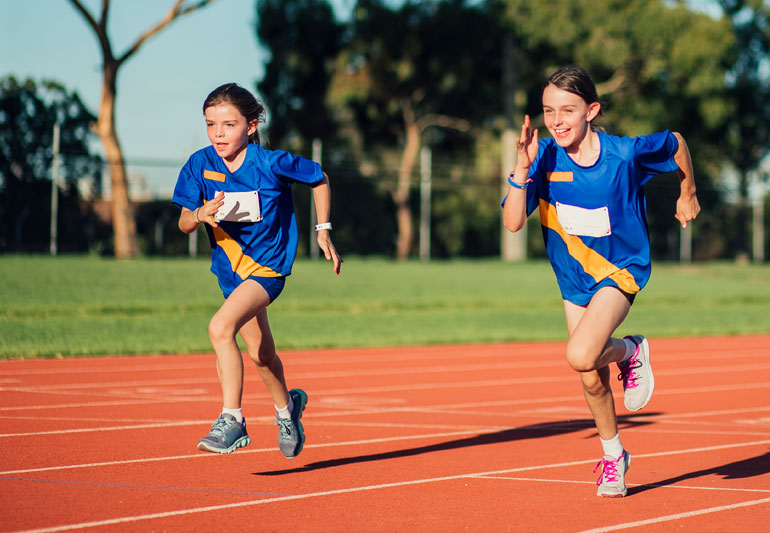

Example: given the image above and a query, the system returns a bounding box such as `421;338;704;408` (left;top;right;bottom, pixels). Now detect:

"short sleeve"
634;130;679;186
172;157;203;211
264;148;324;185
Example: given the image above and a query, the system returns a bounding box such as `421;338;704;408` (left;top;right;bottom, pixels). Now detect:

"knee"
208;315;235;344
565;340;597;373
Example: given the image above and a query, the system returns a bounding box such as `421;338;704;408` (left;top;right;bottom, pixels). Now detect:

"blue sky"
0;0;351;197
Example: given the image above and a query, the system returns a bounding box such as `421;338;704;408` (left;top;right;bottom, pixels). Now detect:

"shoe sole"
197;435;251;454
625;335;654;412
284;389;308;459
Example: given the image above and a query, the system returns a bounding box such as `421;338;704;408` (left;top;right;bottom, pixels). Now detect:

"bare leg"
239;306;290;410
208;280;271;409
563;287;632;440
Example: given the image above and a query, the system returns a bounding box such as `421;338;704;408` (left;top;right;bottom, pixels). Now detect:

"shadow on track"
254;413;658;476
629;451;770;496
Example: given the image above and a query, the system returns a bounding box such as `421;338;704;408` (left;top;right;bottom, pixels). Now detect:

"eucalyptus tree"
68;0;219;258
498;0;734;258
327;0;503;259
716;0;770;258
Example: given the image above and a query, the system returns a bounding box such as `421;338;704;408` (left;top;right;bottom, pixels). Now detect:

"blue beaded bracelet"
507;174;532;190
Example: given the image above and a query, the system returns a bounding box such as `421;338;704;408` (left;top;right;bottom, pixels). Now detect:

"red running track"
1;335;769;532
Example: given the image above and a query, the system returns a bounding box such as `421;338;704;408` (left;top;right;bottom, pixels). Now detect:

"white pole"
753;196;765;263
188;230;197;257
49;122;61;256
419;146;432;261
501;128;526;261
680;224;692;263
310;138;322;260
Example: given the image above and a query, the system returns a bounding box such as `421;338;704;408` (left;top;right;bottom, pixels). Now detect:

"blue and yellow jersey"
518;130;679;305
172;143;323;296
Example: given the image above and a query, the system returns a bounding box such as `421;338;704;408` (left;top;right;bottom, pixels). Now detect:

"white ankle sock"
275;397;294;420
620;338;637;362
600;433;624;459
221;407;243;423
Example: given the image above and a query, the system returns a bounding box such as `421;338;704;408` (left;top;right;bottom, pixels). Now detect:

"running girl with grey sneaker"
502;66;700;497
173;83;342;459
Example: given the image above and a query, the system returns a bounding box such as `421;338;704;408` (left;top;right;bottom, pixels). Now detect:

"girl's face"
204;104;258;162
542;84;601;151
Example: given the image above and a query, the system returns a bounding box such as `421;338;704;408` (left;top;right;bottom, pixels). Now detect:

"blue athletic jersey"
515;130;679;305
172;143;323;296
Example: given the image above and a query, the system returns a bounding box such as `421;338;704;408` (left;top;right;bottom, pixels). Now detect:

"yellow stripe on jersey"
538;199;640;294
211;225;282;279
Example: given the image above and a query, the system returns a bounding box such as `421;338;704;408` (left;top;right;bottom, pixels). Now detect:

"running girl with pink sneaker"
502;66;700;497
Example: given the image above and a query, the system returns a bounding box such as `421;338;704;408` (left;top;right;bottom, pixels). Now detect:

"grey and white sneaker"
594;450;631;497
197;413;250;454
275;389;308;458
617;335;654;412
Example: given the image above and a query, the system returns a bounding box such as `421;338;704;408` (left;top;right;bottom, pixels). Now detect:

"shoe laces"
209;415;230;436
617;345;641;389
275;417;294;438
594;454;622;485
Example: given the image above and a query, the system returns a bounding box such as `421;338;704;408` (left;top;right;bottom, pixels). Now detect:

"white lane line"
4;377;770;413
0;429;491;475
11;440;770;533
4;360;770;392
0;420;212;437
471;475;770;494
3;400;770;438
577;497;770;533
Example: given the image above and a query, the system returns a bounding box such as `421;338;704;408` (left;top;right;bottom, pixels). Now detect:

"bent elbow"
503;219;524;233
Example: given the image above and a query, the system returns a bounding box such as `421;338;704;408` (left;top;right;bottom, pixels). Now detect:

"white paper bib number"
214;191;262;223
555;202;611;237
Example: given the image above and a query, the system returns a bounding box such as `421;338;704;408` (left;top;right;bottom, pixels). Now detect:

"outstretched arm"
672;132;700;229
502;115;538;233
312;173;342;274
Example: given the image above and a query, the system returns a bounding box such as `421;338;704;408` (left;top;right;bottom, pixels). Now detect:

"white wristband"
314;222;333;231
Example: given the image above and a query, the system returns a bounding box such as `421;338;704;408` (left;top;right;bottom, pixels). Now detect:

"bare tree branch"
596;71;626;97
68;0;113;61
417;113;471;133
118;0;217;64
100;0;109;31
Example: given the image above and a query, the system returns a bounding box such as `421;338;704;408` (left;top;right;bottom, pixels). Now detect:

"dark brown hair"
203;83;266;145
545;66;603;121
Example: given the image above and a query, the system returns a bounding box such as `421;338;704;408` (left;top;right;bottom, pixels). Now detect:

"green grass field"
1;255;768;358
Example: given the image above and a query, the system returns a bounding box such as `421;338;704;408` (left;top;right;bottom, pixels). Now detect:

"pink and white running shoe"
594;450;631;497
618;335;654;412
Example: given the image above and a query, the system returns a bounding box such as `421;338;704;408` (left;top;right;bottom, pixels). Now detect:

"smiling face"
542;83;601;152
204;104;258;164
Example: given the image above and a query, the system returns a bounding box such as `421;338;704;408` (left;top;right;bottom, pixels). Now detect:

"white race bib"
555;202;611;237
213;191;262;223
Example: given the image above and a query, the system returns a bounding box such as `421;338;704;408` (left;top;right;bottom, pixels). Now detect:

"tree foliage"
256;0;343;148
716;0;770;256
252;0;767;260
0;77;104;252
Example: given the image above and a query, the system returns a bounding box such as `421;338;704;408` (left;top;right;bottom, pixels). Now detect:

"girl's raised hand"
516;115;539;169
199;191;226;228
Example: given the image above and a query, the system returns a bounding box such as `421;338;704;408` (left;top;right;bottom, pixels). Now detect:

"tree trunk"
393;101;421;260
97;61;138;258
